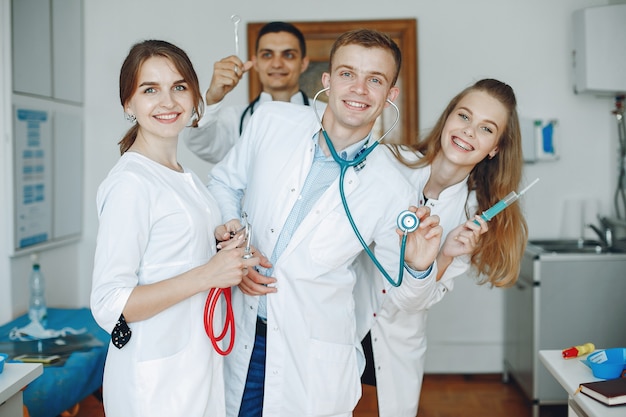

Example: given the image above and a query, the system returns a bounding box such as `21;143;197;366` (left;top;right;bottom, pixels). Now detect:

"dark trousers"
361;331;377;386
238;318;267;417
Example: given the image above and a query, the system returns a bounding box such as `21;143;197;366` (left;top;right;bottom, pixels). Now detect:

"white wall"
1;0;12;322
3;0;623;371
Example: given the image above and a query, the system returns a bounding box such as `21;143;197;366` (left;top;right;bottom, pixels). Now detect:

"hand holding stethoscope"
216;215;274;295
205;214;268;355
398;206;444;272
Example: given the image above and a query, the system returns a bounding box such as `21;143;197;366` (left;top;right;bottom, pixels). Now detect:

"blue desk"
0;308;109;417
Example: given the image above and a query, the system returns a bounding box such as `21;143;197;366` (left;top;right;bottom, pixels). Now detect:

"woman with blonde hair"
357;78;529;416
394;78;527;285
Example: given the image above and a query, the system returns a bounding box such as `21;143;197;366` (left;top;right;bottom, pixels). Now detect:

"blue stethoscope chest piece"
397;210;420;233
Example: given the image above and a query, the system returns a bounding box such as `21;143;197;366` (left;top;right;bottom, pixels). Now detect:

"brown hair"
390;79;528;287
118;40;203;155
328;29;402;86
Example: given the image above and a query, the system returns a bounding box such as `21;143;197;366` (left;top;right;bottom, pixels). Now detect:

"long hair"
118;40;204;155
390;79;528;287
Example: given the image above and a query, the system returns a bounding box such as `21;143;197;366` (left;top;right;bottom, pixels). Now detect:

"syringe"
473;178;539;225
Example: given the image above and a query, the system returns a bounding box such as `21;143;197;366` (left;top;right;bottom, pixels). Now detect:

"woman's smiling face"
125;56;194;141
440;90;507;169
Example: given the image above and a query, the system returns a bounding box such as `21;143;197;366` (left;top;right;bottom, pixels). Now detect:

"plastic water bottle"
28;254;47;326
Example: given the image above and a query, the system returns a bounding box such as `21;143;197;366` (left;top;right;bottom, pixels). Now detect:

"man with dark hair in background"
182;21;315;163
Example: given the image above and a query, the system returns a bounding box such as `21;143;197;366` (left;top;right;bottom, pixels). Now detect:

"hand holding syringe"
473;178;539;225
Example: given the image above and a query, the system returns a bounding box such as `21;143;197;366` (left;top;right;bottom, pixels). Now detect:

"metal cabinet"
12;0;83;102
503;245;626;416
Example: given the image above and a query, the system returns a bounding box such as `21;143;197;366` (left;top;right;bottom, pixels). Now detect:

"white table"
539;350;626;417
0;363;43;417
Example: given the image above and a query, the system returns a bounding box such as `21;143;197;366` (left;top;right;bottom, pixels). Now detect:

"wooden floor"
355;374;567;417
73;374;566;417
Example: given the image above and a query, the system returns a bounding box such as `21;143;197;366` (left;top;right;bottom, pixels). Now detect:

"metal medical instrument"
473;178;539;225
231;14;241;57
612;95;625;219
229;224;246;238
242;214;253;259
205;211;250;355
312;88;417;287
229;211;249;238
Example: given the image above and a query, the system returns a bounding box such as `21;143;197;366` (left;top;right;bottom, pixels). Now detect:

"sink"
528;239;623;254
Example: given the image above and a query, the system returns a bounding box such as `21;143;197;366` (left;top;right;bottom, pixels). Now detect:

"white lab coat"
181;91;320;163
91;153;226;417
208;102;439;417
354;148;478;417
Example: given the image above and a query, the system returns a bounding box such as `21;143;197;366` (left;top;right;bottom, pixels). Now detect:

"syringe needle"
518;178;540;196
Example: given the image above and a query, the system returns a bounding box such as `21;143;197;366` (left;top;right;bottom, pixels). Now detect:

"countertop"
539;350;626;417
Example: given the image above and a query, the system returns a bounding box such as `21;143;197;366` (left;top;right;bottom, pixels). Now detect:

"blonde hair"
389;79;528;287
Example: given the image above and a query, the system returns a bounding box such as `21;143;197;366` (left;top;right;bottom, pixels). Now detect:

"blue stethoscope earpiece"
397;210;419;233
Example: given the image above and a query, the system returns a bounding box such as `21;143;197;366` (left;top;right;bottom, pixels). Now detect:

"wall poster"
13;107;53;249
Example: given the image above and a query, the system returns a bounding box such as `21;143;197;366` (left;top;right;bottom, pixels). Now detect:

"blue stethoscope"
312;88;419;287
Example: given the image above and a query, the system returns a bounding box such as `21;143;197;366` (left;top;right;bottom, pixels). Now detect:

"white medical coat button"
381;289;386;294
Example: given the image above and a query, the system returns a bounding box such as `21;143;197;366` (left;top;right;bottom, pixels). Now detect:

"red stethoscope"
204;215;251;356
204;287;235;355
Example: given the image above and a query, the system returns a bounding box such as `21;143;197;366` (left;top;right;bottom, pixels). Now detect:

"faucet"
587;217;613;249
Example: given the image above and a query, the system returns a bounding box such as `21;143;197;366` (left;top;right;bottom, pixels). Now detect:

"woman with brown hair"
91;40;261;417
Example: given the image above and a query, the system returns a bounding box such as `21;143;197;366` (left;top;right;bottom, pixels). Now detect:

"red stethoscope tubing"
204;287;235;355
